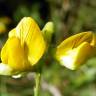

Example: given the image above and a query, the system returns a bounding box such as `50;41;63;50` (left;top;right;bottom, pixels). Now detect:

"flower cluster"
0;17;96;76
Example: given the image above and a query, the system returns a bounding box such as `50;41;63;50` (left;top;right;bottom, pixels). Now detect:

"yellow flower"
0;17;11;34
56;32;96;70
0;17;11;25
0;17;46;75
0;23;6;33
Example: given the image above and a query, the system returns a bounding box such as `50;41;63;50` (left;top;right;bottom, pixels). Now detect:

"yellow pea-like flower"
0;17;11;34
0;23;6;33
0;17;46;75
56;32;96;70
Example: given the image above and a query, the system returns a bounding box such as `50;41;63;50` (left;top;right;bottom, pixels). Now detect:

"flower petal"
8;28;16;38
0;63;13;75
56;32;93;59
14;17;46;65
60;42;92;70
90;33;96;46
1;39;8;64
1;37;31;71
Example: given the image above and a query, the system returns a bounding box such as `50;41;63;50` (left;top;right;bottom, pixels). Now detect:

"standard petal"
56;32;93;59
57;32;92;50
15;17;46;65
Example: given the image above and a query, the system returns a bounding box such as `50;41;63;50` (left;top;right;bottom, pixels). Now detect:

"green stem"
34;72;41;96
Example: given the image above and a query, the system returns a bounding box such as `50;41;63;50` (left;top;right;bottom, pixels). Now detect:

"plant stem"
34;72;41;96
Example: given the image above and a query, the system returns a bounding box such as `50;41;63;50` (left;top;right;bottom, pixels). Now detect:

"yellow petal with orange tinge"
56;32;96;70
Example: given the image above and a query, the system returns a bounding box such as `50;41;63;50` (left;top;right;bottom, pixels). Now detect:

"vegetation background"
0;0;96;96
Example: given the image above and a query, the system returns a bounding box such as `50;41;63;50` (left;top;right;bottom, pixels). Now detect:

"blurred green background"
0;0;96;96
